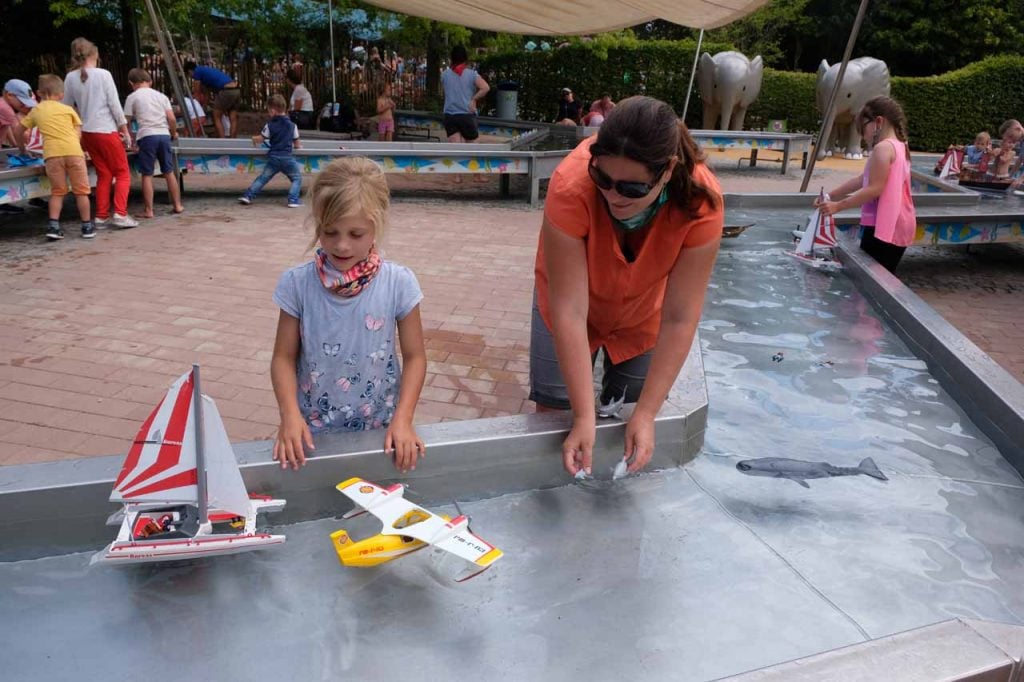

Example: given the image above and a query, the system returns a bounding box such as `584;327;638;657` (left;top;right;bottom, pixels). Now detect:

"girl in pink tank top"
816;96;917;272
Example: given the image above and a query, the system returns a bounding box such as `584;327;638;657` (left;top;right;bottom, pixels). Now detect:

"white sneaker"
287;202;302;208
238;196;252;205
111;213;139;228
94;216;110;227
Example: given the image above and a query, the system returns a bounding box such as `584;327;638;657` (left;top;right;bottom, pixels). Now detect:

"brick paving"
0;151;1019;465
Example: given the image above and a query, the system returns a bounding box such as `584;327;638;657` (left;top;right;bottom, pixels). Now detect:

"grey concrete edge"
837;238;1024;476
0;339;708;562
718;618;1024;681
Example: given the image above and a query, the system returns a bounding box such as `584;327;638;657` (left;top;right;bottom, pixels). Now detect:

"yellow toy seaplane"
330;477;503;582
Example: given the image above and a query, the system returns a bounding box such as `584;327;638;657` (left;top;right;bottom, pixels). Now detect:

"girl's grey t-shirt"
273;260;423;432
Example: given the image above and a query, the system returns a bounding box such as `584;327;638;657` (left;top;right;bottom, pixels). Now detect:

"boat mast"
191;364;209;525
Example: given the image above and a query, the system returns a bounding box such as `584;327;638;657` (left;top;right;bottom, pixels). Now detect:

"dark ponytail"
592;96;720;217
860;95;911;161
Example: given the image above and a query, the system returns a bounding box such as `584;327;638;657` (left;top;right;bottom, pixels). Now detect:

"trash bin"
496;81;519;120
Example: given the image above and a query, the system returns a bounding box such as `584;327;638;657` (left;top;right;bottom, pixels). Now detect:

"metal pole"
142;0;196;137
681;29;704;124
191;364;209;525
800;0;871;192
329;0;337;103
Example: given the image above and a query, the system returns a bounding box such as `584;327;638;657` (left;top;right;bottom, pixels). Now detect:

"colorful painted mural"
0;168;98;205
696;136;792;151
179;154;528;176
915;220;1024;245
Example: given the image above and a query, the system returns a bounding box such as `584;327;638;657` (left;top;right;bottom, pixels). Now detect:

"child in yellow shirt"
15;74;94;240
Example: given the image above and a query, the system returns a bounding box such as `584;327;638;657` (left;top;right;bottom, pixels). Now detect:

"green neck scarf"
610;186;670;232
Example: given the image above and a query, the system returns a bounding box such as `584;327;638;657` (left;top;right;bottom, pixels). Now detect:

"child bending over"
123;68;184;217
270;157;427;472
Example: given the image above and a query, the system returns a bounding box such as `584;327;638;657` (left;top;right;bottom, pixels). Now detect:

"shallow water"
3;209;1023;682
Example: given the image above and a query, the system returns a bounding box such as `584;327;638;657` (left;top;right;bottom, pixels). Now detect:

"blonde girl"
62;37;137;228
270;157;427;472
817;96;917;272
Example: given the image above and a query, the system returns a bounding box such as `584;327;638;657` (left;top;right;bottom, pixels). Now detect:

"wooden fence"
37;53;430;118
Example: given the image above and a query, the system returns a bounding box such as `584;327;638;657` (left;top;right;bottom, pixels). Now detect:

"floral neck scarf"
314;247;382;297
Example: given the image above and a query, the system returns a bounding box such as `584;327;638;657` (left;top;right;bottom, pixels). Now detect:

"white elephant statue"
698;51;764;131
815;57;891;159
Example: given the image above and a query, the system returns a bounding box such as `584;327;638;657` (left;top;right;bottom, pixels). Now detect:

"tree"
702;0;1024;76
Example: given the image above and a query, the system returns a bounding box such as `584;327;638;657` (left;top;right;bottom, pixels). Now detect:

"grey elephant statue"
698;51;764;131
815;57;891;159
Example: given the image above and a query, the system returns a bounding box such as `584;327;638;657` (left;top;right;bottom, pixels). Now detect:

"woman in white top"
62;37;137;227
286;71;314;129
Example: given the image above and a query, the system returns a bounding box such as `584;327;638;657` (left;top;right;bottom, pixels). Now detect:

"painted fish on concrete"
736;456;888;488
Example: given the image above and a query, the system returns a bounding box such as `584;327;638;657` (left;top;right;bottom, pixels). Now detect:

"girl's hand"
562;415;595;476
273;414;313;470
385;419;425;473
624;408;656;473
818;200;841;216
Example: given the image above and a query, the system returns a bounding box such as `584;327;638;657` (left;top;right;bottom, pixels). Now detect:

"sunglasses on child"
588;157;667;199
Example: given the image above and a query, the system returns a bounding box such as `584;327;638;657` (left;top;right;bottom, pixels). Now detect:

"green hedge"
892;56;1024;151
480;45;1024;152
478;38;734;126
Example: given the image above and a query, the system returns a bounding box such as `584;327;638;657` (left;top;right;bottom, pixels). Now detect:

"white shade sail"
357;0;771;35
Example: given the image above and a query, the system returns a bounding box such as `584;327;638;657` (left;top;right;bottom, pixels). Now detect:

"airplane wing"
435;527;503;569
335;477;445;534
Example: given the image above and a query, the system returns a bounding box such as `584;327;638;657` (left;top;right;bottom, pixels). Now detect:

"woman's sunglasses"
588;158;666;199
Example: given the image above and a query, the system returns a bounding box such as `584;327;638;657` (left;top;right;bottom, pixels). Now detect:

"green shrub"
481;47;1024;152
892;55;1024;151
479;38;734;125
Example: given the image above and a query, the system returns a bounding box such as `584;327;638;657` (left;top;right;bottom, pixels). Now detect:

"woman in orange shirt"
533;96;723;477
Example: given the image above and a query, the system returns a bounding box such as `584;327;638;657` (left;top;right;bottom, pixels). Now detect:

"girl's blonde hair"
308;157;390;249
70;37;99;83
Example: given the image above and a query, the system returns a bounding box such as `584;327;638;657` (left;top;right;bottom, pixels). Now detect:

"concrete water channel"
3;193;1024;679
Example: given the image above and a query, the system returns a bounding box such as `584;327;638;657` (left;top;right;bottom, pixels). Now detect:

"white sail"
202;395;252;518
939;151;957;179
795;207;820;255
110;371;198;505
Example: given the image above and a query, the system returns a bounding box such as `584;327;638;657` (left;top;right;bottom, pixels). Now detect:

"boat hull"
92;532;285;565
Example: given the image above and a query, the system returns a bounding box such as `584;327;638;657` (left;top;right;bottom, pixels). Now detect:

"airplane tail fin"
330;528;353;566
858;457;888;481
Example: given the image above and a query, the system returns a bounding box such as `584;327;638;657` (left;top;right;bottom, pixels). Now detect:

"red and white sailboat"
92;366;285;564
787;190;842;270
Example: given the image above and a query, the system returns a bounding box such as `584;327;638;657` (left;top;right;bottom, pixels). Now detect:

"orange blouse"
535;136;724;364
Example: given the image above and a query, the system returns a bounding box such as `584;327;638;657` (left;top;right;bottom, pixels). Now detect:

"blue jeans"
244;155;302;203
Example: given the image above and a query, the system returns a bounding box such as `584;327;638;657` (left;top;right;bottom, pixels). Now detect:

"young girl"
375;83;395;142
816;96;916;273
270;157;427;473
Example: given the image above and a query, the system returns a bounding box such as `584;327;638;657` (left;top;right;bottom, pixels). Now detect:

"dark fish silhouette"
736;456;888;488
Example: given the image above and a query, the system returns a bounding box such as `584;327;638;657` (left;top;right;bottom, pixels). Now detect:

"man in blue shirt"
184;61;239;138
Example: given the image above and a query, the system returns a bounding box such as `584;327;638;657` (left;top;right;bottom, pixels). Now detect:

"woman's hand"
385;418;425;473
562;415;596;476
624;408;656;473
273;413;313;470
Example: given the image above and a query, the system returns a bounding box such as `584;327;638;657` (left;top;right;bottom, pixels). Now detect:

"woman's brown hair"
70;37;99;83
591;96;720;216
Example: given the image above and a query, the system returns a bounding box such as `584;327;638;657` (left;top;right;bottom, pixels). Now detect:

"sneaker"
81;223;96;239
287;202;303;208
238;196;252;205
45;224;64;240
111;213;139;229
94;215;110;227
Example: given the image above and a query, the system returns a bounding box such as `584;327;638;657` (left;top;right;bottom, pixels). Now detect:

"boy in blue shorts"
123;68;184;217
238;95;303;208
